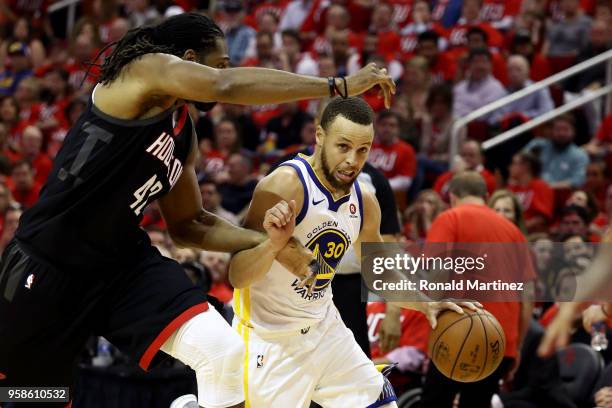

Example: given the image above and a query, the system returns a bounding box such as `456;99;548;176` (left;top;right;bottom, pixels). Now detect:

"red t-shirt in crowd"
480;0;522;25
596;114;612;143
11;182;41;209
399;22;448;59
427;203;536;358
429;52;457;83
367;302;431;358
507;178;554;221
433;168;496;201
368;140;417;180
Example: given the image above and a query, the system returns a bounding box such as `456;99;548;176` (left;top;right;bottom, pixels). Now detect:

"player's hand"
263;200;296;252
276;237;318;287
379;303;402;353
422;300;483;329
583;304;608;333
346;63;396;108
537;302;580;357
595;386;612;408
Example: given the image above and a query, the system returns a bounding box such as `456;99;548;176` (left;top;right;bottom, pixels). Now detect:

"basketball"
428;306;506;383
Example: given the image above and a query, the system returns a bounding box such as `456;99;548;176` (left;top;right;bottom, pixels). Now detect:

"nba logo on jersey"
256;355;264;368
24;274;34;289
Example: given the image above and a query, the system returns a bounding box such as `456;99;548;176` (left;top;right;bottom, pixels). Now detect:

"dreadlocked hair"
98;12;224;84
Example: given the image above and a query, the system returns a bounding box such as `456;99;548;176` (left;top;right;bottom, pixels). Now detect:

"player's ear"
182;49;197;62
315;125;325;147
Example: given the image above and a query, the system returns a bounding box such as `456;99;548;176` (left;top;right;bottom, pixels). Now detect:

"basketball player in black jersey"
0;12;395;408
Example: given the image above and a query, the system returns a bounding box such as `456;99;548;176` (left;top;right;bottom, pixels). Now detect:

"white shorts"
234;307;384;408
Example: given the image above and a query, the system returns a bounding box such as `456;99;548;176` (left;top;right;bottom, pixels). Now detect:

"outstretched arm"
159;133;264;253
146;55;395;107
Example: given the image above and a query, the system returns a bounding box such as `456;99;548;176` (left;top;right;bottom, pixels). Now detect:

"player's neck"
454;196;485;207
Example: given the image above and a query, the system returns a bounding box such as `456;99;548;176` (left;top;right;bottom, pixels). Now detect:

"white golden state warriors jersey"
234;154;364;334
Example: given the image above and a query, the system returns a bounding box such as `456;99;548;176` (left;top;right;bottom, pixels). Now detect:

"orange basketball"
428;306;505;383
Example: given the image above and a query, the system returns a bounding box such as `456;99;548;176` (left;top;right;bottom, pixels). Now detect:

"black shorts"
0;239;208;390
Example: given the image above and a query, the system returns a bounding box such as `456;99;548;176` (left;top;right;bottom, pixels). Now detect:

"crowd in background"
1;0;612;405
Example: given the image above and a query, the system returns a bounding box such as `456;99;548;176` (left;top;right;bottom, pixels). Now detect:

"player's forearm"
171;210;265;253
214;68;333;105
229;240;279;289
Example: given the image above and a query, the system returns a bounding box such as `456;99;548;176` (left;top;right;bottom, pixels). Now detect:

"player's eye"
338;144;348;151
358;147;369;154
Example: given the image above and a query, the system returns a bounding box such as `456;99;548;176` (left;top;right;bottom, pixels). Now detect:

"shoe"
169;394;198;408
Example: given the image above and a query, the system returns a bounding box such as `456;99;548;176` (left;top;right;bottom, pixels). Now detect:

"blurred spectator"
10;159;40;208
0;17;45;69
402;189;445;243
415;30;456;83
279;0;311;31
397;56;430;121
398;0;448;59
594;0;612;24
348;32;403;82
47;95;87;158
368;2;400;59
264;102;312;150
107;17;131;44
13;76;40;125
198;176;239;225
20;125;51;184
329;30;354;77
146;226;172;257
510;30;552;82
480;0;522;31
242;31;287;69
447;0;504;52
564;20;611;93
280;29;317;75
412;84;457;194
203;117;243;179
431;0;463;28
530;233;556;300
493;55;554;122
37;68;70;135
367;301;429;373
583;160;607;209
543;0;592;57
453;48;506;122
585;112;612;158
91;0;121;44
200;250;233;304
217;152;257;216
556;204;594;241
523;114;589;189
368;110;416;194
433;139;496;200
0;41;33;97
125;0;160;27
566;189;600;223
0;96;21;142
0;206;21;253
70;17;102;51
488;189;527;234
0;122;18;164
224;0;256;66
507;151;554;233
0;182;16;233
452;26;506;84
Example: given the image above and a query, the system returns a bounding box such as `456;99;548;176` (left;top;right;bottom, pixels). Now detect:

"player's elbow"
228;263;250;289
166;222;195;249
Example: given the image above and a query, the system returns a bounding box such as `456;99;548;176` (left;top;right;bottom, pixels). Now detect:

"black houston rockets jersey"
16;88;193;272
233;154;364;334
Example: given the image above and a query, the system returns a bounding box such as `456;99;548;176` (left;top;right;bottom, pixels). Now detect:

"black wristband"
333;77;348;98
328;76;336;97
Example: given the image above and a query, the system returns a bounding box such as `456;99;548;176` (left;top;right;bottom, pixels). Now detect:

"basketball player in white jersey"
229;97;479;408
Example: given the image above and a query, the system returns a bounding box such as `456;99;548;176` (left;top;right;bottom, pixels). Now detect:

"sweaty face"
319;116;373;192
